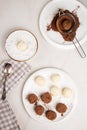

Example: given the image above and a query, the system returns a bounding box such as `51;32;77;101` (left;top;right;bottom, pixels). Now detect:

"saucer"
5;30;38;61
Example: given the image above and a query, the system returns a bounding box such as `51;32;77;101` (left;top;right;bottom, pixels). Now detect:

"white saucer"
22;68;77;123
39;0;87;49
5;30;38;61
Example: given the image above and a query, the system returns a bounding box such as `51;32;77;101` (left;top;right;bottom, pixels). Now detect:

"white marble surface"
0;0;87;130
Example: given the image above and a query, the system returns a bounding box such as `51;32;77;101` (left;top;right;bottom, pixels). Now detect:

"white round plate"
5;30;38;61
22;68;77;123
39;0;87;49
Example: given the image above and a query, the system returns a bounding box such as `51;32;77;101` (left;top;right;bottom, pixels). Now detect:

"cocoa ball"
45;110;57;120
27;93;38;104
41;92;52;103
56;103;67;113
34;105;44;115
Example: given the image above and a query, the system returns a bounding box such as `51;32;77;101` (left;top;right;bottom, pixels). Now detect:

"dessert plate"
5;30;38;61
22;67;77;123
39;0;87;49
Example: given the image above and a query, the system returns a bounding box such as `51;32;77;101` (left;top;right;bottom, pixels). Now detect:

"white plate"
39;0;87;49
22;68;77;123
5;30;38;61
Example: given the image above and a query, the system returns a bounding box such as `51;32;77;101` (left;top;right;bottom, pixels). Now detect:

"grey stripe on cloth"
0;59;31;130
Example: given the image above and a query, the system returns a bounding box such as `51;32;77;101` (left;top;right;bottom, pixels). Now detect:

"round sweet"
50;74;60;83
45;110;57;120
5;30;38;61
62;87;72;98
41;92;52;103
56;14;73;33
34;105;44;115
56;103;67;113
35;76;45;86
27;93;38;104
50;86;60;96
62;19;72;31
17;40;28;51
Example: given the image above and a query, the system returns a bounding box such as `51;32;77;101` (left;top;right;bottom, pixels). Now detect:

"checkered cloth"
0;100;20;130
0;59;31;130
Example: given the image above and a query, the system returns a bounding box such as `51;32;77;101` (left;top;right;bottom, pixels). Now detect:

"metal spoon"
2;63;12;100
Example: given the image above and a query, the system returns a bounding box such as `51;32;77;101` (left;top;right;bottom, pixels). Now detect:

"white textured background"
0;0;87;130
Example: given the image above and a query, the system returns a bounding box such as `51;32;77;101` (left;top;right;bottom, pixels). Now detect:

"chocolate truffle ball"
27;93;38;104
41;92;52;103
56;15;73;33
56;103;67;113
34;105;44;115
45;110;57;120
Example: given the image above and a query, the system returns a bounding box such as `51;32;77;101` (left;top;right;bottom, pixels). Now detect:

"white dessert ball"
35;76;45;86
17;40;28;51
50;86;60;96
62;87;72;98
51;74;61;83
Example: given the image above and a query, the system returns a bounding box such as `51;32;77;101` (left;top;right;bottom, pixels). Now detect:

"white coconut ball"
51;74;61;83
62;87;72;98
35;76;45;86
50;86;60;96
17;40;28;51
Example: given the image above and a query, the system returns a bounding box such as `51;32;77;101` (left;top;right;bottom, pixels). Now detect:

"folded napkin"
0;59;31;130
0;100;20;130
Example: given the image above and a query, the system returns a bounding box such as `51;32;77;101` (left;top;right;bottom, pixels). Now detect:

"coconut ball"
62;87;72;98
35;76;45;86
51;74;61;83
17;40;28;51
50;86;60;96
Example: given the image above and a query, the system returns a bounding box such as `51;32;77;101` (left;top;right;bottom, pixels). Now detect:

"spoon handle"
2;75;7;100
